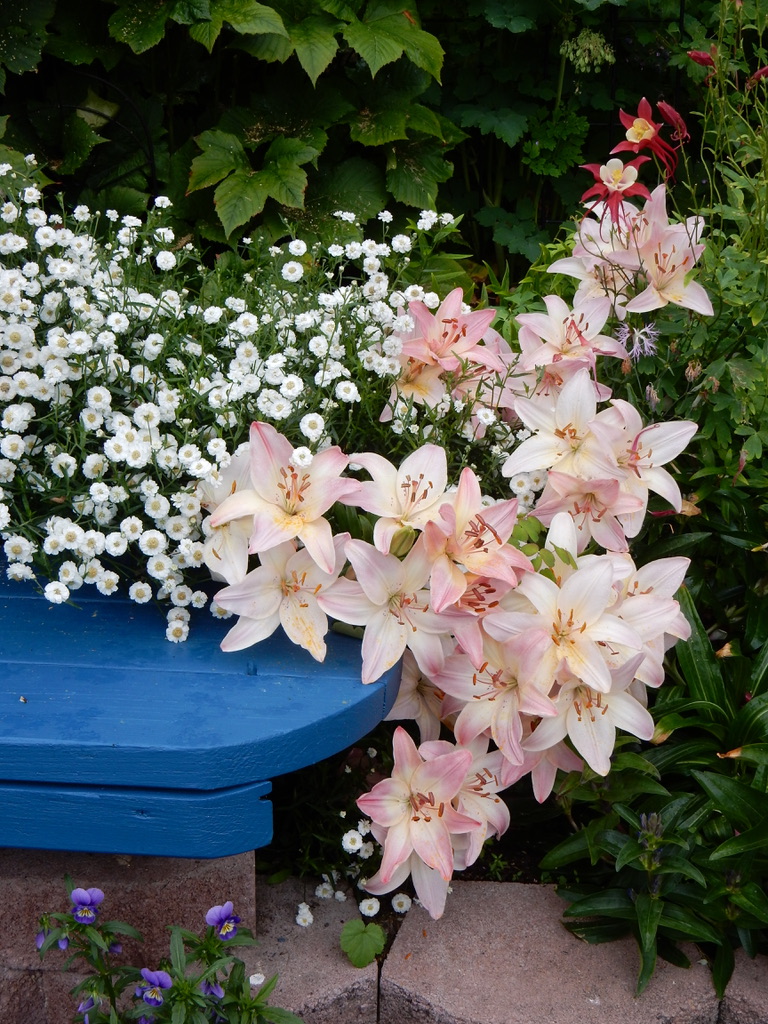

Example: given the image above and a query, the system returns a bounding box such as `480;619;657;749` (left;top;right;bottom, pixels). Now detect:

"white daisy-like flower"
342;829;363;853
295;903;314;927
281;261;303;282
315;882;334;899
249;974;265;988
391;893;412;914
44;580;70;604
359;898;380;917
128;581;153;603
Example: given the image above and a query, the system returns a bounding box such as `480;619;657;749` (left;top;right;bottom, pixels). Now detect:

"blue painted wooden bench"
0;570;400;859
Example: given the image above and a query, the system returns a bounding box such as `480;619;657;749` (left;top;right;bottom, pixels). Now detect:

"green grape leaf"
340;919;385;967
214;170;269;235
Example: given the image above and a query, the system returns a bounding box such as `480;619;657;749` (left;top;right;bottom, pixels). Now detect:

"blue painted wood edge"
0;778;273;858
0;565;403;790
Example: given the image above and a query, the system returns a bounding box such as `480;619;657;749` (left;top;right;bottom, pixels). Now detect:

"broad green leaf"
253;163;307;208
730;882;768;923
343;18;403;75
188;130;249;192
564;889;635;919
658;903;722;944
171;998;187;1024
386;138;452;207
308;156;386;221
405;104;444;139
692;770;768;828
635;894;663;993
259;1006;307;1023
538;829;590;869
290;15;341;84
564;919;631;943
108;0;174;52
171;0;211;23
58;115;105;175
712;942;735;1000
363;13;443;81
214;170;269;235
615;837;645;871
0;0;55;76
655;855;707;887
264;136;319;166
350;107;408;145
676;587;735;719
188;16;223;49
453;104;528;148
718;742;768;766
340;919;385;967
730;691;768;746
484;0;535;32
170;927;186;973
710;817;768;859
750;642;768;697
235;31;293;60
219;0;287;34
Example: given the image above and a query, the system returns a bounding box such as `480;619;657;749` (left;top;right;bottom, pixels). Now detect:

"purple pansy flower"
70;887;105;924
35;929;69;951
205;901;241;940
200;978;225;999
77;995;97;1023
135;968;172;1006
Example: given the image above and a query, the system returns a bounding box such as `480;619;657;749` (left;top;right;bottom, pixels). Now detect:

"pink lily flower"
356;726;480;916
420;735;512;868
484;558;644;694
384;650;446;743
379;356;446;423
423;466;531;612
432;633;557;765
524;658;653;776
350;443;453;554
502;367;616;480
198;444;253;584
214;535;349;659
590;398;698;536
501;735;584;804
208;421;360;574
532;470;645;552
399;287;503;373
317;538;459;684
516;295;628;372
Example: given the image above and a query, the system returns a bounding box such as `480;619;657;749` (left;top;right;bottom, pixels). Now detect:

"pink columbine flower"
579;156;652;223
208;421;360;574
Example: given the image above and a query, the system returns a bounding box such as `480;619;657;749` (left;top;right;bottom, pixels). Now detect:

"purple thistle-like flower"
205;901;241;940
200;978;225;999
616;322;659;362
70;887;105;924
135;968;172;1007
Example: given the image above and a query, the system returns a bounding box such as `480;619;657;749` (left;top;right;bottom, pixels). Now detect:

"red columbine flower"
579;156;651;223
688;49;715;67
610;97;683;179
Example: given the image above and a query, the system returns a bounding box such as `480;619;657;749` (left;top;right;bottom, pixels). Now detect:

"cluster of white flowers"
0;163;530;636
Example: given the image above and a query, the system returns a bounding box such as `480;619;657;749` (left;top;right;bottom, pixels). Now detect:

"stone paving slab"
0;847;255;1023
381;882;721;1024
243;876;379;1024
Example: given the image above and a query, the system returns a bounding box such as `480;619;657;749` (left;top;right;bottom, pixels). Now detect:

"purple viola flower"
70;887;105;924
36;928;69;951
77;995;97;1024
205;901;241;940
135;968;172;1007
200;978;225;999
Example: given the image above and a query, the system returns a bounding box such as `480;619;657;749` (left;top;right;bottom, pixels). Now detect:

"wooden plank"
0;778;273;857
0;572;402;790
